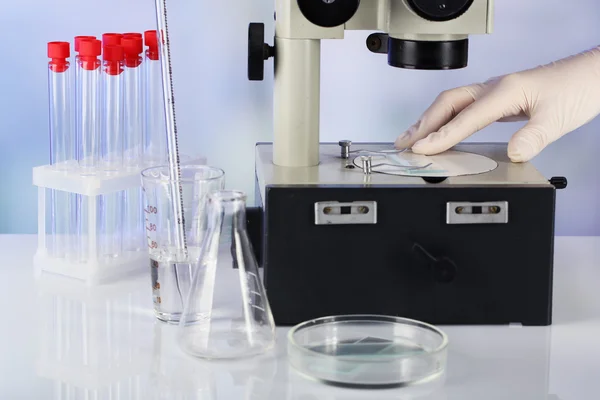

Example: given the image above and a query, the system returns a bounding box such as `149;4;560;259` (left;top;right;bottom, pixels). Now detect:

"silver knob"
339;140;352;159
361;155;372;175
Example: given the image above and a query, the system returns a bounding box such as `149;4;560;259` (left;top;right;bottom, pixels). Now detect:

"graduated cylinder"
273;38;321;167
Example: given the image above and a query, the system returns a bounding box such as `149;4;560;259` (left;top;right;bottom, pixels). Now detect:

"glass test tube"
77;39;102;174
73;36;96;159
76;39;102;261
143;30;167;166
101;44;124;171
122;36;144;168
101;44;125;258
47;42;76;258
48;42;75;169
74;36;95;81
123;35;146;252
72;36;95;261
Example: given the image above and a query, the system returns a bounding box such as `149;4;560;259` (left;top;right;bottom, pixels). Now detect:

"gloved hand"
394;46;600;162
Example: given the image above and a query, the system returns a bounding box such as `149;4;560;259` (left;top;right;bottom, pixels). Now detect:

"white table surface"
1;235;599;400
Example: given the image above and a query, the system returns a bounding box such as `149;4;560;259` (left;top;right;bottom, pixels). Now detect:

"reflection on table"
34;272;561;400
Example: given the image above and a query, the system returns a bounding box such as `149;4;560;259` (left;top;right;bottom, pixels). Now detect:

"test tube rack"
33;154;207;285
33;166;148;285
39;32;207;285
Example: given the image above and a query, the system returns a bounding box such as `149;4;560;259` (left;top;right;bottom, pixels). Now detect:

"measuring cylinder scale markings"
137;0;196;323
142;165;225;323
153;0;188;262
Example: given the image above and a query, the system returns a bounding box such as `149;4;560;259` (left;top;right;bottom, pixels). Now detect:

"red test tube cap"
48;41;70;59
102;33;123;46
123;32;142;38
79;39;102;57
144;30;158;48
79;39;101;71
103;45;124;62
48;42;70;72
74;36;96;52
123;36;143;67
122;36;143;56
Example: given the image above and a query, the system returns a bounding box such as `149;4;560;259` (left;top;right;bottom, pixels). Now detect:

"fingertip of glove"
507;154;527;163
411;138;433;154
395;121;423;149
395;129;414;149
394;134;409;149
507;138;536;163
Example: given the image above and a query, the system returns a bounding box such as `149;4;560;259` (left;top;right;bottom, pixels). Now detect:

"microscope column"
273;37;320;167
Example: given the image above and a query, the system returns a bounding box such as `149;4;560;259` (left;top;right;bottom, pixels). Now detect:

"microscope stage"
255;142;551;201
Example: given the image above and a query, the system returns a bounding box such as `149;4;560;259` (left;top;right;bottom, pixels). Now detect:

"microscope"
247;0;567;327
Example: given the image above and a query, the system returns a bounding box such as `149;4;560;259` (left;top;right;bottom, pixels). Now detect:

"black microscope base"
253;185;556;327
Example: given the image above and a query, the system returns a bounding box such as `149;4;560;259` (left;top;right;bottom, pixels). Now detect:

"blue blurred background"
1;0;599;235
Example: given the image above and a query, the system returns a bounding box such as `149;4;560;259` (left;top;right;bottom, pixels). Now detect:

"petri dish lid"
287;314;448;388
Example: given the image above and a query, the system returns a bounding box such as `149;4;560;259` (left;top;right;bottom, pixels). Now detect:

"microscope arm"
273;37;321;167
249;0;493;168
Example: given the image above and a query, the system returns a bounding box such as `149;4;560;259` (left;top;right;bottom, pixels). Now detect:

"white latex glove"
394;46;600;162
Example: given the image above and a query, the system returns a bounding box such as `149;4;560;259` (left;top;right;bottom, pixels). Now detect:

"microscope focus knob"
550;176;568;189
411;243;457;284
248;23;274;81
297;0;361;28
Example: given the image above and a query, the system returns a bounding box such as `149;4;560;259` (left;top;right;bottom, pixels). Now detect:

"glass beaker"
141;164;225;323
178;190;276;359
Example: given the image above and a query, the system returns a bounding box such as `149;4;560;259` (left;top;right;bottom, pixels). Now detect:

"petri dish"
287;315;448;388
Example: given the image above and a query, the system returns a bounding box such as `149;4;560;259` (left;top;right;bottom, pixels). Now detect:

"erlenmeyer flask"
178;190;276;359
